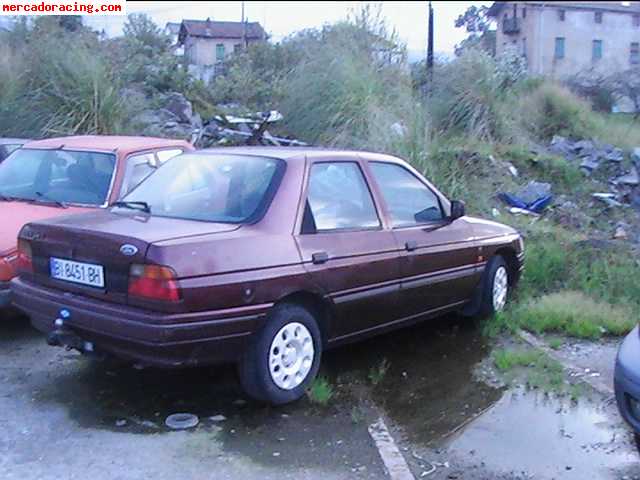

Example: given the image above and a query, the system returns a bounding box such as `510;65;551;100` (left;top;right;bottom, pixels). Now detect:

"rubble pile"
131;92;307;148
549;135;640;211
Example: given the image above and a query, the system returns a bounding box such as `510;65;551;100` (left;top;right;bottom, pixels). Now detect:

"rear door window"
305;162;380;232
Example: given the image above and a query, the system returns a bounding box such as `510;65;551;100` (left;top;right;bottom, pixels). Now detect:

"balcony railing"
503;17;520;34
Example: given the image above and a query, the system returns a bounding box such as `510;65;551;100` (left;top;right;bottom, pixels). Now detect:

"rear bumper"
10;277;270;368
614;326;640;434
0;281;10;308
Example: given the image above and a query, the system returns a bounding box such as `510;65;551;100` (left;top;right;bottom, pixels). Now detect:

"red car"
12;147;524;404
0;136;193;308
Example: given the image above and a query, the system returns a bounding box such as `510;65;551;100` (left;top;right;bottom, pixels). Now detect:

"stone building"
488;2;640;78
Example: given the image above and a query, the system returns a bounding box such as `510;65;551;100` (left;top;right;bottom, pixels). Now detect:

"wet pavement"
1;310;638;479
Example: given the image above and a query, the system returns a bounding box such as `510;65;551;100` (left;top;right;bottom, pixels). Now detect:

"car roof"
198;146;406;163
22;136;192;155
0;138;28;145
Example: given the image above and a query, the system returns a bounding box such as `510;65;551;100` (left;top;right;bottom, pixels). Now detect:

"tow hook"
47;328;93;352
47;327;94;354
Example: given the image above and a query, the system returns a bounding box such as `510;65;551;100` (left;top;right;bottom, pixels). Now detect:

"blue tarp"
498;192;553;214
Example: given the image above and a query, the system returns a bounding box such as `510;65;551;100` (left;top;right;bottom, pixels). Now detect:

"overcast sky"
84;1;492;58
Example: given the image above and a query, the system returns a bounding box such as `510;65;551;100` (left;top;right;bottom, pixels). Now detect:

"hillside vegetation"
1;10;640;338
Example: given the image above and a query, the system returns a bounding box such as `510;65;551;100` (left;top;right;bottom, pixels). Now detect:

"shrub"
517;82;597;141
29;42;128;135
279;10;412;151
431;49;512;141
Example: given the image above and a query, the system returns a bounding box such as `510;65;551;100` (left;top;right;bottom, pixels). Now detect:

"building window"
554;37;565;59
215;43;225;62
558;9;566;21
592;40;603;61
233;43;242;54
631;42;640;64
523;7;527;18
595;11;603;23
634;14;640;27
522;37;527;57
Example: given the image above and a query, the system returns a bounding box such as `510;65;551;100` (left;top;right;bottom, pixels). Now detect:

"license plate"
50;257;105;288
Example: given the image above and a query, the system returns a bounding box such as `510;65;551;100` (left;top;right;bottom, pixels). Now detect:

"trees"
454;5;496;57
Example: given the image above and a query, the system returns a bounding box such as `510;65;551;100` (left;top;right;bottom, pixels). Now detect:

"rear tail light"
0;257;14;281
16;239;33;274
128;264;181;302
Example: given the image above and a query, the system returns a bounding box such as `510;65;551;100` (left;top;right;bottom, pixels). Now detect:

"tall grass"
30;44;128;135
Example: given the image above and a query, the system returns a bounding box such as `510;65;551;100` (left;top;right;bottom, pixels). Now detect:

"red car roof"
23;136;192;156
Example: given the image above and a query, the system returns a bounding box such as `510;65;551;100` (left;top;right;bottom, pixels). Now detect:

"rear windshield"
121;153;285;223
0;148;116;206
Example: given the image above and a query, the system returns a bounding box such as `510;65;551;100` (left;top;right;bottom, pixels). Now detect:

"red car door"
295;157;403;341
366;160;480;320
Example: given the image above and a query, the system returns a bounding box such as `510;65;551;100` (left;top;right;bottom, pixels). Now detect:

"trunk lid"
20;210;240;307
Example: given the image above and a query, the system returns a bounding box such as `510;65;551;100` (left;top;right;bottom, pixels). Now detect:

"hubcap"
492;266;508;312
269;322;314;390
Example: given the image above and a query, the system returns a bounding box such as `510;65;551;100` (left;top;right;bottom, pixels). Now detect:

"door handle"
405;240;418;252
312;251;329;264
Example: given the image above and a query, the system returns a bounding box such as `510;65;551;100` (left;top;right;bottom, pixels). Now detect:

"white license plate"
50;257;105;288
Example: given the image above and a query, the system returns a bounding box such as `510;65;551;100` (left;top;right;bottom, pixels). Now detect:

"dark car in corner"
11;147;524;404
615;327;640;444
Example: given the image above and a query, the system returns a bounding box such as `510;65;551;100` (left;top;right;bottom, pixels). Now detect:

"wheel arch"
274;290;334;347
494;246;520;286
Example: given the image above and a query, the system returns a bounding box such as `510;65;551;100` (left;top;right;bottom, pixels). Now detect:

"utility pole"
241;1;247;49
427;1;434;86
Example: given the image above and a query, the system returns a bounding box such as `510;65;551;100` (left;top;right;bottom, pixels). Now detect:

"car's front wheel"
239;303;322;405
478;255;510;317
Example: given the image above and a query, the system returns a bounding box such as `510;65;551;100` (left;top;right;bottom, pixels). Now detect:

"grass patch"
493;347;566;393
368;358;390;386
547;338;563;350
307;377;334;406
493;348;542;371
512;291;636;339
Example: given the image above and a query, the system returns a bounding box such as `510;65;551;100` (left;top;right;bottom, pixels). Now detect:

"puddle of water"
447;388;637;478
325;315;503;444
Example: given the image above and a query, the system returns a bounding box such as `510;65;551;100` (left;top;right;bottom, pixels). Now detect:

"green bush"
517;82;597;141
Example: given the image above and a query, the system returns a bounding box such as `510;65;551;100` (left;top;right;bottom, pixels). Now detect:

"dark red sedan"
11;147;524;404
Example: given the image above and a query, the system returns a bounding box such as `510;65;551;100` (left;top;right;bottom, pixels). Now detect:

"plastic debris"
165;413;199;430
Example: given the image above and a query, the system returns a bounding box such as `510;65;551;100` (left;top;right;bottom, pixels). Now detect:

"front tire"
238;303;322;405
477;255;510;318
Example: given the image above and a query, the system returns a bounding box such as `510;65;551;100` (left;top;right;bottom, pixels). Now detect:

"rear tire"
238;303;322;405
476;255;510;318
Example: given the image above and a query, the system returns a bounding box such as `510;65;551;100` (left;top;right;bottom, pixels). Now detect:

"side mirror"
450;200;465;220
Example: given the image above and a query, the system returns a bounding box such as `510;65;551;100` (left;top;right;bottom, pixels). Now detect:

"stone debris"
592;193;623;208
614;167;640;186
614;222;629;240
